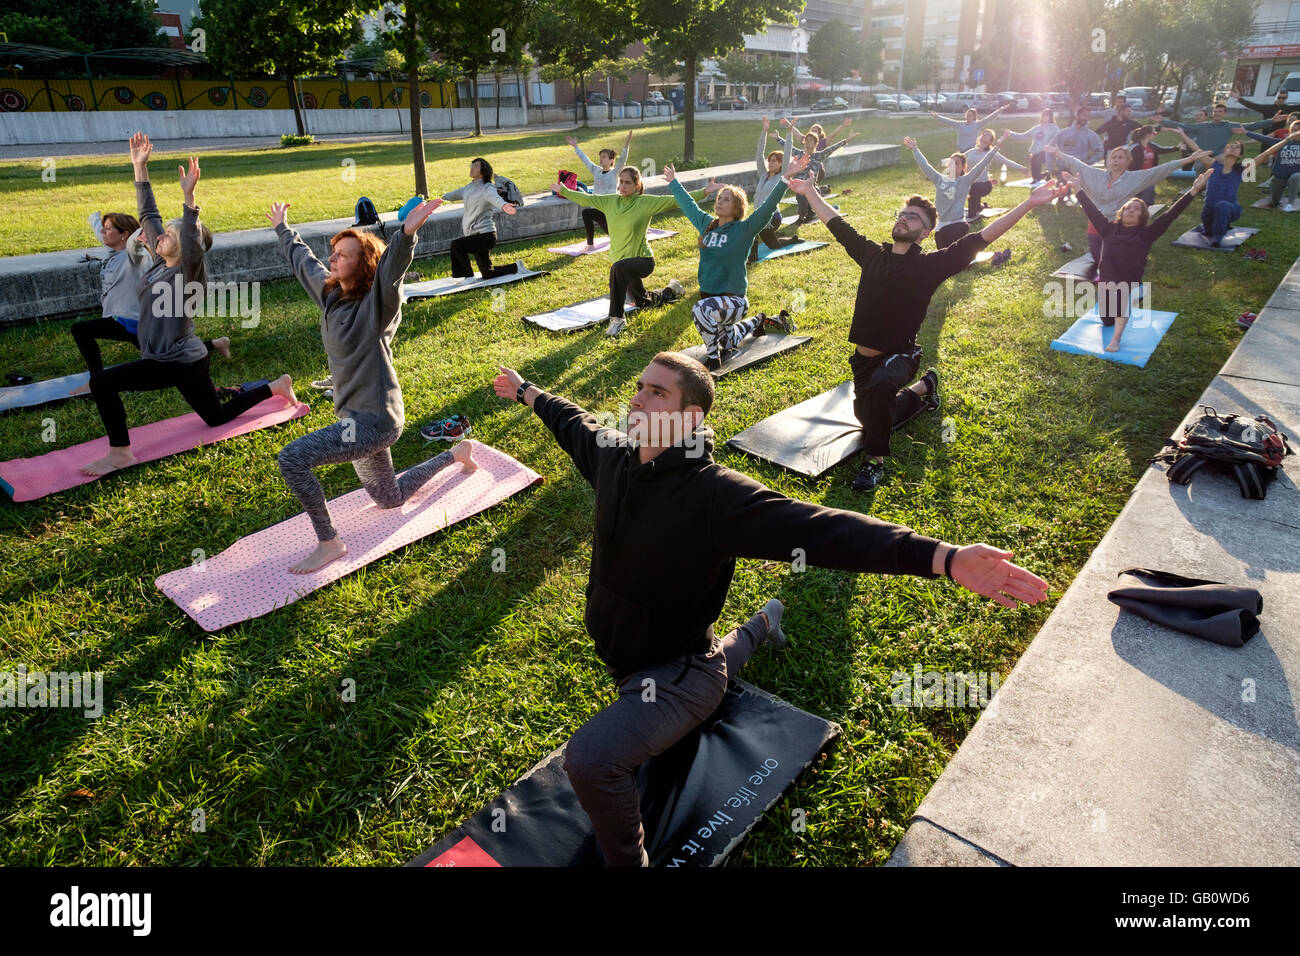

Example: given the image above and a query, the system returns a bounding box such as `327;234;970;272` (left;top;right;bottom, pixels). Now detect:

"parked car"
1120;86;1163;111
1082;92;1110;109
714;94;749;110
1043;92;1072;111
874;93;899;110
810;96;850;111
582;92;610;107
942;92;976;111
896;95;921;111
995;91;1029;110
1016;91;1046;111
646;90;667;104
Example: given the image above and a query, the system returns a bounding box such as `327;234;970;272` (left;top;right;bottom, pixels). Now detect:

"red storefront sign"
1241;44;1300;57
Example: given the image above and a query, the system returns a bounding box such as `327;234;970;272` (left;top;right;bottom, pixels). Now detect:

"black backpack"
494;176;524;206
354;196;379;226
1152;405;1293;499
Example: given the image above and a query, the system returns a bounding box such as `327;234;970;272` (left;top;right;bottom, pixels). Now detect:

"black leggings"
1030;153;1045;183
582;208;609;245
609;257;660;318
89;351;271;447
449;232;517;279
72;316;214;375
749;211;800;260
967;180;993;218
934;222;969;248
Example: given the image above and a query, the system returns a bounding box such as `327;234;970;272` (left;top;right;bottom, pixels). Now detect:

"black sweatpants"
749;211;801;261
582;208;609;245
848;347;926;459
609;257;663;318
72;317;214;375
967;180;993;218
449;232;517;280
934;222;969;249
89;352;272;447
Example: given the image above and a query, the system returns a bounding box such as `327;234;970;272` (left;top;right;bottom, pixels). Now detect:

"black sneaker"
704;355;723;372
661;279;684;303
750;313;768;337
763;309;797;334
851;458;885;492
920;368;940;411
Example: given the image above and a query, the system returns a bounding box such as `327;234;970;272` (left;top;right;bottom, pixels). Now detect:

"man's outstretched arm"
493;366;618;487
979;179;1070;245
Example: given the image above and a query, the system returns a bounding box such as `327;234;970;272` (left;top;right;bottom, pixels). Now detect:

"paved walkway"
888;267;1300;866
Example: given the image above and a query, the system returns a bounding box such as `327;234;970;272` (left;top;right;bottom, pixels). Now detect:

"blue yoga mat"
1050;305;1178;368
1169;167;1197;178
755;240;827;262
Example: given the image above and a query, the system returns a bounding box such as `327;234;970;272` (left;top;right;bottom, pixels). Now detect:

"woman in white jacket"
441;157;520;280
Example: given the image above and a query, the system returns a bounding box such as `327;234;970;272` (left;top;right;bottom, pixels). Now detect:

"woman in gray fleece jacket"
904;133;1001;247
270;198;478;574
440;157;520;280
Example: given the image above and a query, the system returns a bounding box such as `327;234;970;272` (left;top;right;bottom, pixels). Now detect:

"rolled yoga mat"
155;441;542;631
0;395;309;502
408;679;841;867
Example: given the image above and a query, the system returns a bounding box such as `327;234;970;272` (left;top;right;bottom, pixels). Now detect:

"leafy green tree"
192;0;364;135
636;0;803;161
1;0;164;53
532;0;637;126
806;19;859;95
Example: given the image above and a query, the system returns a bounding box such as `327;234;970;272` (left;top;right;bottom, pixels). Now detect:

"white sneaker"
606;316;626;337
1280;202;1294;212
665;278;685;302
514;259;526;273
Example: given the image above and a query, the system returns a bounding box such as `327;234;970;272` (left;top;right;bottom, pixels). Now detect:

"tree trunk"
288;72;306;135
470;69;482;135
579;74;589;127
406;16;427;197
684;53;697;163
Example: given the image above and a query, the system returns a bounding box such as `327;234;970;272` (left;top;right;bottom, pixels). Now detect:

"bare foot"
269;373;298;406
70;382;92;397
581;242;597;251
80;446;136;476
1105;340;1121;353
289;537;347;574
212;336;232;360
452;439;478;473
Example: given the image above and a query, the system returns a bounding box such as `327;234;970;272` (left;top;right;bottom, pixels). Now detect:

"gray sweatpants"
563;610;769;867
1269;173;1300;207
277;417;456;542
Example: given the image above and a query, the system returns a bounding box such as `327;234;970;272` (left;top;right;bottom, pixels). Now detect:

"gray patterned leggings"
277;418;456;542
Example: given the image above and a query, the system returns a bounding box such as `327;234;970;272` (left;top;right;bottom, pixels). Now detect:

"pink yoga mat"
155;441;543;631
547;228;676;256
0;397;310;503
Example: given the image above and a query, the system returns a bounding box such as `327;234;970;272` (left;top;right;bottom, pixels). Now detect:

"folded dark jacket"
1107;568;1262;648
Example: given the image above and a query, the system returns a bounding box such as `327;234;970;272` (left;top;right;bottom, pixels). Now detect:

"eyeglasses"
895;210;929;225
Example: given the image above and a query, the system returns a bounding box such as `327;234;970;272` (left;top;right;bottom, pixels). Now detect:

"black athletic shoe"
704;355;723;371
920;368;940;411
851;458;885;492
750;313;768;337
763;309;797;334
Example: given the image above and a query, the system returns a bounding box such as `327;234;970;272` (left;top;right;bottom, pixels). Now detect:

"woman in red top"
1128;126;1185;204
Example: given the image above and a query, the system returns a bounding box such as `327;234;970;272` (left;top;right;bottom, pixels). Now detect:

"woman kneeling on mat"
268;198;477;574
81;134;293;477
665;154;807;369
1061;168;1210;352
553;167;715;337
441;158;520;280
903;134;999;248
1167;128;1250;245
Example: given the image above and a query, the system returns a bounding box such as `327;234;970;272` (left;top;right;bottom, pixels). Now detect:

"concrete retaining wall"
0;143;899;326
0;107;529;146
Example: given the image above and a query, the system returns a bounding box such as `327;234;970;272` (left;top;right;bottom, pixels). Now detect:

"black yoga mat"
680;333;812;379
408;679;840;867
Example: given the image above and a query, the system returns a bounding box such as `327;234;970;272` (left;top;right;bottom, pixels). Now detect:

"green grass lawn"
0;119;1285;866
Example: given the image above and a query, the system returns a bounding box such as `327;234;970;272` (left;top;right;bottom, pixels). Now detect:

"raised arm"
176;156;206;287
568;138;601;176
441;182;470;202
930;111;962;128
551;182;601;209
618;130;632;171
1143;177;1205;241
1072;185;1110;233
130;132;165;253
667;173;713;233
270;203;329;310
756;117;770;175
493;370;617;488
371;228;417;331
786;175;878;265
978;180;1070;247
904;136;942;184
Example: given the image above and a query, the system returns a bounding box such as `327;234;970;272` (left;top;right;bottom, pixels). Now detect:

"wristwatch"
516;380;534;404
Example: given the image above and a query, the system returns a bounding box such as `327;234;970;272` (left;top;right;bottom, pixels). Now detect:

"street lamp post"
896;10;906;98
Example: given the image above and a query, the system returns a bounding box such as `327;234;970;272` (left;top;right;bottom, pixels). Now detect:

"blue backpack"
354;196;379;226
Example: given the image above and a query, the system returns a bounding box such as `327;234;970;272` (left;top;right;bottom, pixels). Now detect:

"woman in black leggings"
81;134;294;477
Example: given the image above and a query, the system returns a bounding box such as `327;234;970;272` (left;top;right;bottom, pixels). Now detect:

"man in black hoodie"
493;352;1049;866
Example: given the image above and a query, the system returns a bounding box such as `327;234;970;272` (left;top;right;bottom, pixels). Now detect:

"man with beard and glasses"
786;175;1069;492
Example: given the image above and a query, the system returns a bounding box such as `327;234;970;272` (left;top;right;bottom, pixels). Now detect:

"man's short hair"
651;352;715;416
905;194;937;230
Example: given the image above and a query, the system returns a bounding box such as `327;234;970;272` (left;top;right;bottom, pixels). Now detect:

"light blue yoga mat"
755;240;827;261
1050;305;1177;368
1169;167;1197;178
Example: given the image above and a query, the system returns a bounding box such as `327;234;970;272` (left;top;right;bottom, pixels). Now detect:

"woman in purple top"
1062;168;1210;352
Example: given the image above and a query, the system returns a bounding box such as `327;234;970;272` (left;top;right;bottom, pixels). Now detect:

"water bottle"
1000;163;1007;183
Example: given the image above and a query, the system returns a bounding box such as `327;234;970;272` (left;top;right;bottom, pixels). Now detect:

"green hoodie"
556;183;703;262
669;178;787;297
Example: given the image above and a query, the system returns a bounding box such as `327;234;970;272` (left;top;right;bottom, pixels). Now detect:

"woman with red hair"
268;198;478;574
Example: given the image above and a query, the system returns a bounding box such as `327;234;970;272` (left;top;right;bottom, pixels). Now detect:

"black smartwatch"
944;546;957;580
516;380;534;404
